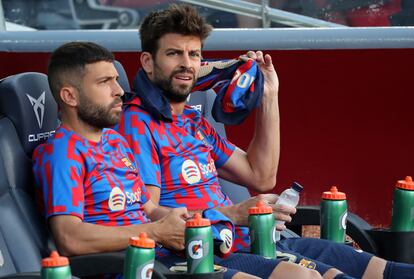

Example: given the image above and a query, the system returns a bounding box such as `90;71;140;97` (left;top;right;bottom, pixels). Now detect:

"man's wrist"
216;205;244;225
143;222;163;245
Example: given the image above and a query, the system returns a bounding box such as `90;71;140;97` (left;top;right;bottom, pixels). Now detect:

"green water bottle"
320;186;347;243
391;176;414;232
124;232;155;279
248;201;276;259
185;213;214;274
41;251;71;279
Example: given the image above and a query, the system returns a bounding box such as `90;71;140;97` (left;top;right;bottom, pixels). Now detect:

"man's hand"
152;207;189;250
218;194;296;229
269;198;297;231
246;50;279;98
218;51;280;193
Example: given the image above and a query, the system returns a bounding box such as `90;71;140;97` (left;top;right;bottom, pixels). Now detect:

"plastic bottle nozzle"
41;251;69;267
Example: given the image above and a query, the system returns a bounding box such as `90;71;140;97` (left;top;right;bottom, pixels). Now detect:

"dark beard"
77;92;122;129
159;81;193;103
153;66;196;103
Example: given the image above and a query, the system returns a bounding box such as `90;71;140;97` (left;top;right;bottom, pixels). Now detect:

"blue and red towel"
132;57;264;125
195;58;264;125
202;208;235;258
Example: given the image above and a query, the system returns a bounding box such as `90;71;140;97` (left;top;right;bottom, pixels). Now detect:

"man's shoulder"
123;96;154;121
32;126;80;164
102;128;130;144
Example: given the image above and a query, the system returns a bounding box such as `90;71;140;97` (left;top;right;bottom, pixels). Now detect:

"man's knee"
269;261;322;279
362;256;386;279
322;268;343;279
308;269;323;279
322;268;356;279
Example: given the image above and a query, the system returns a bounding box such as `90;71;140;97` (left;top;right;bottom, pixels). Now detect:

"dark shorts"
277;237;373;278
158;253;283;279
159;237;374;278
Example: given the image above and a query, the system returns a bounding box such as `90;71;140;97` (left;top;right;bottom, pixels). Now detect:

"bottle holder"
165;267;225;279
367;228;414;264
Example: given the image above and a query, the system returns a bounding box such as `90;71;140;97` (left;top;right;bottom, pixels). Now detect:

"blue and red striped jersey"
32;125;150;226
116;97;235;211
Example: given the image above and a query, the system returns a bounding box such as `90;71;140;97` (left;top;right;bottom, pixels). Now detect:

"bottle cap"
41;251;69;267
248;201;273;214
186;213;211;227
322;186;346;200
396;176;414;190
291;182;304;193
129;232;155;248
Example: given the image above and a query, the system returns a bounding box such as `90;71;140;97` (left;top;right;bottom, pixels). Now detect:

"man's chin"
164;90;191;103
103;113;121;128
111;114;122;125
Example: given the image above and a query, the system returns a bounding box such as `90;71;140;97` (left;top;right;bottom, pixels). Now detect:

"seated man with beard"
33;41;321;279
116;4;414;279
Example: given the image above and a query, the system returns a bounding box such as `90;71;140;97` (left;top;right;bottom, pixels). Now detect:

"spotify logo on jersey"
182;159;201;184
108;187;126;211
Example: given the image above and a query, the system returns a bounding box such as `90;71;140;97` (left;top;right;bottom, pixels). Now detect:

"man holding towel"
116;4;414;279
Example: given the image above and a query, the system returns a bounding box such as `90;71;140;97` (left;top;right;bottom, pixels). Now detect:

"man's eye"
100;79;111;85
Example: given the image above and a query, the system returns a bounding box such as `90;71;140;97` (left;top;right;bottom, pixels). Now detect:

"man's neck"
169;101;186;115
61;114;103;143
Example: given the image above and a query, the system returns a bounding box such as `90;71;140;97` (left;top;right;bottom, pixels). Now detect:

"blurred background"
1;0;413;31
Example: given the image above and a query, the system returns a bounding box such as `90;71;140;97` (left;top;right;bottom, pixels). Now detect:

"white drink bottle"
274;182;303;242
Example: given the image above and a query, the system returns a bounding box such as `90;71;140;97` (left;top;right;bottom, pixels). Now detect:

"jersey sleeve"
116;107;162;188
139;182;150;204
32;137;85;220
201;117;236;168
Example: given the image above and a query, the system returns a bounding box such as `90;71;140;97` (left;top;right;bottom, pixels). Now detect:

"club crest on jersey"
196;130;209;146
122;157;136;171
182;159;201;184
298;259;316;270
196;130;205;140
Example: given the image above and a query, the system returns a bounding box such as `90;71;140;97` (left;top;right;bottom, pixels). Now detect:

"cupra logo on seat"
26;92;45;129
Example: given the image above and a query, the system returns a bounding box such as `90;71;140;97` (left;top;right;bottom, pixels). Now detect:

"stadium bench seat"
0;71;168;278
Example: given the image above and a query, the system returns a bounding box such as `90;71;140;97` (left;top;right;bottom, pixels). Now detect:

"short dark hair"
139;4;212;56
47;41;114;105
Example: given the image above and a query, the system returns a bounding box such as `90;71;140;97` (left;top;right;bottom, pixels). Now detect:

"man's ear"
140;52;154;75
60;86;78;108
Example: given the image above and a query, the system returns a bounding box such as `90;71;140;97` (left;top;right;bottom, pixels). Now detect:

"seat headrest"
113;60;131;93
0;72;58;156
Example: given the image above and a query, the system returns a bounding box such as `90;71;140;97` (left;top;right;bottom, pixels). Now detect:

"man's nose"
181;53;192;68
113;80;124;97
